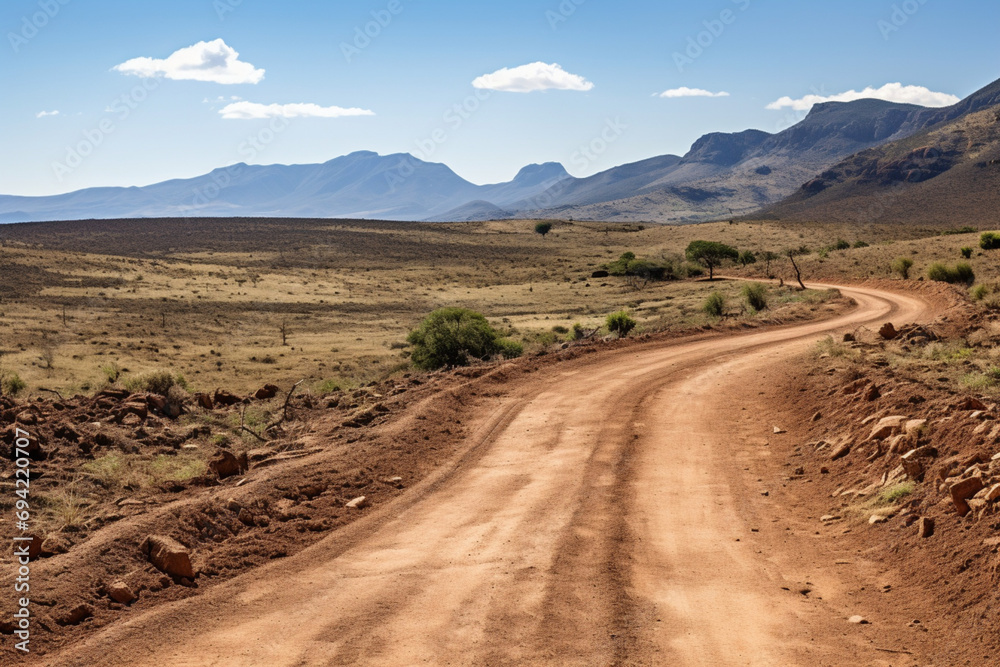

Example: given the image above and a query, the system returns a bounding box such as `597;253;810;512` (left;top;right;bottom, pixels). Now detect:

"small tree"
685;241;739;280
892;257;914;279
961;247;973;259
606;310;637;338
786;249;807;290
407;308;522;370
760;250;780;277
738;250;757;267
534;221;553;237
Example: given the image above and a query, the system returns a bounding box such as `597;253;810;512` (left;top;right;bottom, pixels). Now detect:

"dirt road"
48;284;931;666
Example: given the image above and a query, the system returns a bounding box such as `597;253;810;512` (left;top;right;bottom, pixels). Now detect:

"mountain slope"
525;77;1000;223
0;153;562;223
759;104;1000;225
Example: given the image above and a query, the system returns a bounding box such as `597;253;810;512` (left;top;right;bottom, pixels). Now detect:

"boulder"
879;323;898;340
208;450;242;479
842;333;856;343
40;534;70;557
862;384;881;402
141;535;195;579
869;416;908;441
107;581;136;605
981;483;1000;502
958;397;988;412
213;390;242;407
254;384;281;400
904;419;928;437
918;517;935;538
194;393;214;410
950;477;986;516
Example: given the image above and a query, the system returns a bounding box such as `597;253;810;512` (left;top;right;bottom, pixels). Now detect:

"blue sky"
2;0;999;196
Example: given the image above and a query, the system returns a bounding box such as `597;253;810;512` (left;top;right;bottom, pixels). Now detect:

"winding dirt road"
49;283;931;666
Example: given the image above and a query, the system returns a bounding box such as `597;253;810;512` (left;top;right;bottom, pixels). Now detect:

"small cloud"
113;39;264;85
766;83;959;111
472;62;594;93
36;110;60;117
658;87;729;99
219;101;375;120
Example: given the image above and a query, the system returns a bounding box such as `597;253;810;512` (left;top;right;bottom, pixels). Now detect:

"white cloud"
766;83;959;111
36;110;59;117
219;101;375;120
113;39;265;85
472;62;594;93
658;87;729;99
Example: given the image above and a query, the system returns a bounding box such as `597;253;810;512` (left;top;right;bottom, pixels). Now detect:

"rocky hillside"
759;85;1000;225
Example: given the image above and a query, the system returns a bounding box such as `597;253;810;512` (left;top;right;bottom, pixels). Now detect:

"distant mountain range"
760;78;1000;225
2;77;999;225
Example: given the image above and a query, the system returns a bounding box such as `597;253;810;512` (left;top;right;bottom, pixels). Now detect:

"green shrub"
853;241;869;248
100;362;122;383
407;308;522;370
971;284;991;301
123;370;179;395
1;372;27;396
742;282;769;312
961;247;973;259
534;221;553;237
954;262;975;285
928;262;975;285
703;291;726;318
606;310;637;338
927;262;950;282
892;257;914;279
738;250;757;267
980;232;1000;250
569;323;585;341
834;239;851;250
551;325;569;335
941;226;977;236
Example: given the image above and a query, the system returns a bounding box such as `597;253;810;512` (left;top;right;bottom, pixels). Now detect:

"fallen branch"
874;647;913;655
264;380;303;432
37;387;66;401
238;405;268;443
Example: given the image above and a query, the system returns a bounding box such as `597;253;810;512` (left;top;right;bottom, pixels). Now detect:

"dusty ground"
2;217;998;665
9;281;990;666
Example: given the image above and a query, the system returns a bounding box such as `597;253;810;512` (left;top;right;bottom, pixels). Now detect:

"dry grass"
0;217;867;396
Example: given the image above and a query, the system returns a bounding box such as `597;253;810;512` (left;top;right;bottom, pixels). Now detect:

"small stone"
918;517;935;538
40;534;70;557
982;484;1000;502
848;615;869;625
811;412;823;422
226;498;242;513
108;581;136;605
237;509;256;526
773;426;786;434
830;442;852;461
820;515;841;522
57;604;94;626
879;322;898;340
208;450;242;479
346;496;370;509
950;477;986;516
869;515;889;525
141;535;196;579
